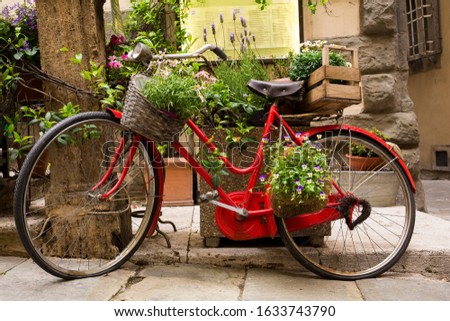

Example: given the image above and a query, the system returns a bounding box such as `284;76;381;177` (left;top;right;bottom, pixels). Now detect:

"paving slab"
357;274;450;300
0;258;137;301
243;268;363;301
0;256;27;273
113;264;245;301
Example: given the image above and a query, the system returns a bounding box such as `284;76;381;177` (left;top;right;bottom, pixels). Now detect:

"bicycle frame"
101;103;415;241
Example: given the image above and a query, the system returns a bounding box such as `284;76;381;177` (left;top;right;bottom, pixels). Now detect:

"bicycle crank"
199;190;249;219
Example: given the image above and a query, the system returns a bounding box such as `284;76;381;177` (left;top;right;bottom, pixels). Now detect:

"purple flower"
296;186;304;194
220;13;224;24
203;27;207;42
252;34;256;42
4;0;37;30
240;17;247;28
211;22;216;35
241;41;246;52
259;174;267;182
230;32;235;44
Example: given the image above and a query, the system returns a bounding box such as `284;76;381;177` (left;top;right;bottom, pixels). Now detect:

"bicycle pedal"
199;190;219;203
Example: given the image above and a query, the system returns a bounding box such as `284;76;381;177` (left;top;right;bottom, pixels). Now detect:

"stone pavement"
0;180;449;301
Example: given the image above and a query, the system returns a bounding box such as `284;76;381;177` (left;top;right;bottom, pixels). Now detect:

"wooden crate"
299;45;362;115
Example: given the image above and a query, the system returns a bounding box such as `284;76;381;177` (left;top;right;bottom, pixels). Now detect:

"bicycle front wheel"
276;128;415;280
14;111;163;279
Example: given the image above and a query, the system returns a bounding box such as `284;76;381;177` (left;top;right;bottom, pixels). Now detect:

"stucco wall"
303;0;360;39
408;1;450;174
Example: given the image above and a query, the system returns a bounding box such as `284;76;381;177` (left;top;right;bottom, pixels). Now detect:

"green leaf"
211;175;220;189
71;53;83;65
80;70;91;81
10;149;19;161
13;52;24;60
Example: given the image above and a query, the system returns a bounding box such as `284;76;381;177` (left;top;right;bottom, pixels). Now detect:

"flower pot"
345;154;385;171
270;193;327;218
162;157;194;206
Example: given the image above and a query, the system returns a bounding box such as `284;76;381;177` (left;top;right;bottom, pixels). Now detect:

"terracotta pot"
162;157;193;206
345;154;385;171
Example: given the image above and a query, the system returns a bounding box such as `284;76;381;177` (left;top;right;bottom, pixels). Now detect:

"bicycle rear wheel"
276;128;415;280
14;111;163;279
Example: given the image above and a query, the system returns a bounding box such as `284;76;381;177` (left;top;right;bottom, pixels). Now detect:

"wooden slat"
307;66;361;87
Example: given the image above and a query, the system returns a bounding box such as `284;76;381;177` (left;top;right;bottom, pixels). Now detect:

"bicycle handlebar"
127;43;228;62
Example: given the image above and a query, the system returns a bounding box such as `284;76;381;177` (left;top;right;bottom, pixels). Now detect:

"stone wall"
326;0;424;209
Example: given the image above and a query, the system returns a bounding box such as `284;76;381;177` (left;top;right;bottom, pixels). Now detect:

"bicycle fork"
87;133;142;201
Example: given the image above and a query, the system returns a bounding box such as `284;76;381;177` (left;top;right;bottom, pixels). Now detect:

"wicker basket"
121;74;185;143
270;194;327;219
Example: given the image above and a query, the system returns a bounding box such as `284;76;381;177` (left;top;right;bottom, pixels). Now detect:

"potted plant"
346;127;389;171
263;135;332;218
289;40;348;82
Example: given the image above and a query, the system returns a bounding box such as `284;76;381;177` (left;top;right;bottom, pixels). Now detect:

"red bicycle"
14;45;415;280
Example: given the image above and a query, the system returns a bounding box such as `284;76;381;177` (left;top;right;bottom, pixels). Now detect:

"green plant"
198;146;228;189
0;0;39;66
0;63;21;97
20;105;56;137
289;40;347;81
307;0;329;14
0;0;39;97
3;111;33;161
263;135;331;205
125;0;191;52
75;54;127;110
140;59;226;121
213;51;270;144
351;127;390;157
2;103;81;162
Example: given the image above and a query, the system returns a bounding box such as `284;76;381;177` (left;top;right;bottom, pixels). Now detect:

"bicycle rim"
276;129;415;280
14;112;162;279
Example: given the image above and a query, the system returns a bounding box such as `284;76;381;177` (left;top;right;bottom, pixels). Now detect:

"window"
406;0;442;71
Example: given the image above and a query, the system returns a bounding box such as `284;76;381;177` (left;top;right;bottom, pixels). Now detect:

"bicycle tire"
14;111;163;279
275;128;415;280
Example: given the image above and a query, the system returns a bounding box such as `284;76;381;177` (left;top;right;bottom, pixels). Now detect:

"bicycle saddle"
247;79;305;99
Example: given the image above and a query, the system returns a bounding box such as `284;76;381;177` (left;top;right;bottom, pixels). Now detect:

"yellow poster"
184;0;300;59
